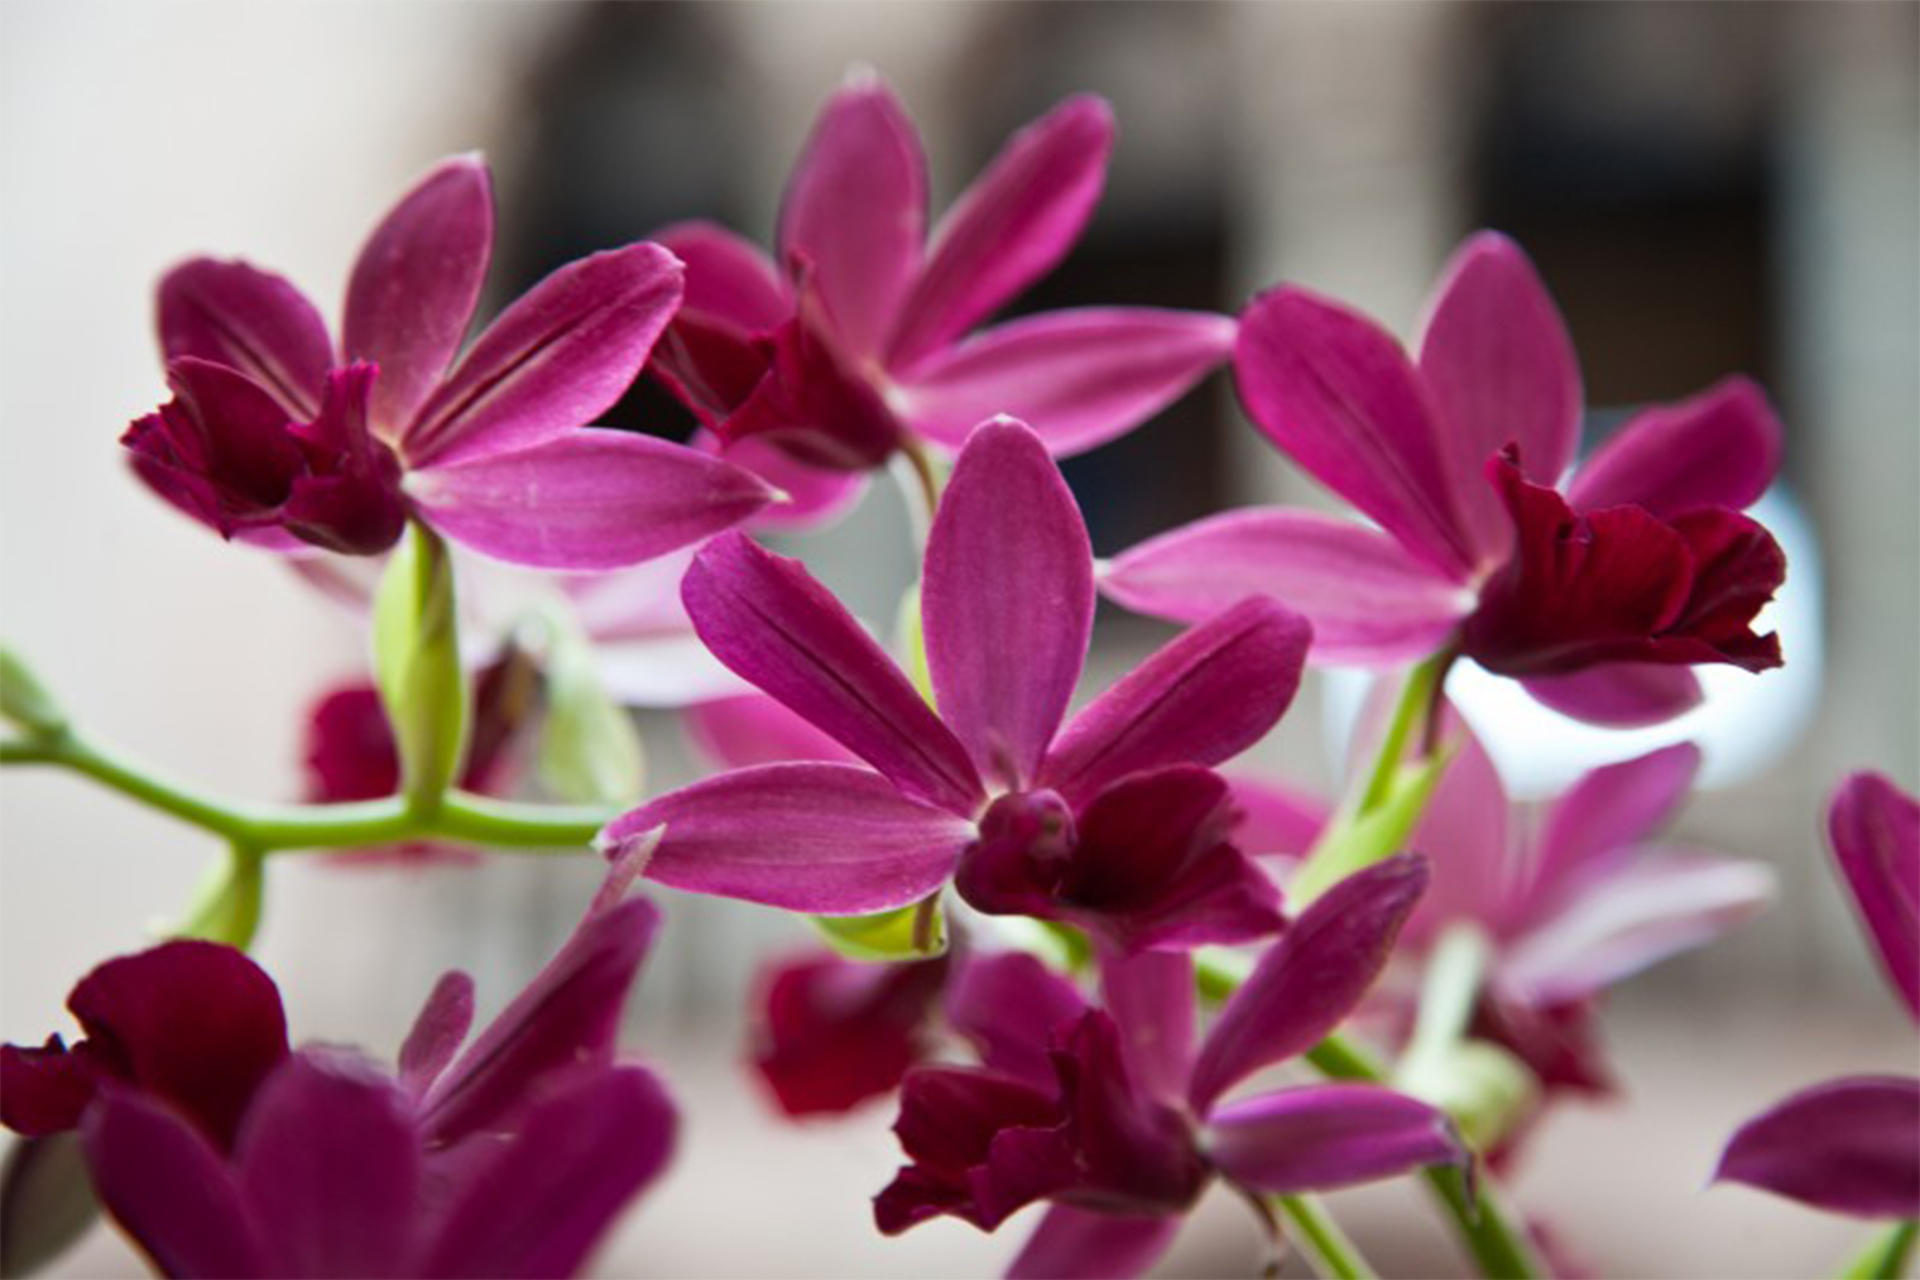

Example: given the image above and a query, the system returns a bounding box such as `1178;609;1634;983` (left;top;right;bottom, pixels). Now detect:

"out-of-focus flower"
750;949;951;1118
1716;774;1919;1220
604;418;1308;953
126;155;775;567
1;880;675;1276
647;74;1234;485
1103;232;1787;727
876;858;1464;1279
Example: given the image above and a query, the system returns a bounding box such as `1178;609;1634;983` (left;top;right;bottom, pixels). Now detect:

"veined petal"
684;693;860;770
777;74;925;358
1829;773;1920;1021
1416;231;1582;560
897;309;1235;459
1236;287;1478;579
1498;852;1774;1005
81;1090;269;1279
1521;664;1703;728
396;972;474;1099
1716;1076;1920;1219
1531;743;1702;911
1206;1083;1463;1194
157;258;331;417
886;96;1114;370
1102;508;1471;666
924;417;1093;789
1042;598;1309;810
1190;856;1428;1113
403;244;683;467
1567;377;1783;519
408;429;775;571
603;763;975;914
1007;1205;1180;1280
946;952;1090;1091
343;155;494;438
681;533;983;813
654;220;789;330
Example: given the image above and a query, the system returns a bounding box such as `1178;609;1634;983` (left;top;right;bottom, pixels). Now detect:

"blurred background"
2;2;1915;1276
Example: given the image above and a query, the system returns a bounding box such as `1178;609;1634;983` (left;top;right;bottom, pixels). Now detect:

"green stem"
1358;647;1455;814
1275;1194;1378;1280
1840;1220;1919;1280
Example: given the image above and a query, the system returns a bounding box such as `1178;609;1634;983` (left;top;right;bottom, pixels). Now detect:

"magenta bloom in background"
125;155;774;567
604;418;1309;953
1;881;676;1277
647;74;1234;482
1716;773;1920;1220
751;949;950;1118
1103;232;1787;727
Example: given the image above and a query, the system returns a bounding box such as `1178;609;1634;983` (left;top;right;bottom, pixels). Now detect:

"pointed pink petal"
1007;1205;1180;1280
1532;743;1702;909
1042;598;1309;810
684;693;860;770
1224;773;1331;859
945;952;1089;1090
700;431;866;533
157;258;331;417
343;156;494;438
1102;508;1472;666
409;429;775;571
898;309;1235;458
886;95;1114;369
396;971;474;1098
654;220;789;330
1521;664;1704;728
604;763;976;913
1829;773;1920;1021
235;1052;420;1278
1190;856;1428;1113
422;1066;675;1278
1499;852;1774;1004
1401;707;1515;944
1099;950;1195;1103
681;533;983;814
1206;1083;1464;1194
402;244;683;467
1567;376;1783;518
924;417;1093;789
1716;1075;1920;1219
81;1090;268;1278
777;75;925;358
1416;231;1582;561
1236;287;1479;578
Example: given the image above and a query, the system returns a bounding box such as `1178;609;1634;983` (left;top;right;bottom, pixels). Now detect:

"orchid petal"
752;951;948;1117
898;309;1235;459
157;258;330;417
409;429;774;571
777;75;925;358
1102;508;1471;666
924;417;1093;788
1236;287;1478;579
946;952;1089;1090
684;693;860;770
1829;773;1920;1021
705;432;867;533
404;244;683;467
886;96;1114;369
1403;708;1514;944
1042;597;1309;810
1224;773;1331;859
1007;1205;1180;1280
1521;664;1704;728
235;1052;420;1279
423;1066;675;1278
343;156;493;438
654;220;789;330
1190;856;1428;1113
604;763;975;914
1716;1076;1920;1219
1532;743;1702;908
681;533;983;813
81;1090;268;1278
1567;377;1783;518
396;972;474;1098
1206;1083;1464;1194
1416;231;1582;560
1099;950;1196;1103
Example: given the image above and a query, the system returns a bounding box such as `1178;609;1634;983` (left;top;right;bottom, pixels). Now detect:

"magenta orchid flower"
602;417;1310;953
2;879;675;1277
1102;232;1788;727
1716;773;1919;1219
646;75;1234;483
876;858;1465;1279
125;154;775;568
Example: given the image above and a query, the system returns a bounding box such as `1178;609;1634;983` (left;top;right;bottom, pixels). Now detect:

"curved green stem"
1275;1194;1378;1280
1840;1220;1919;1280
